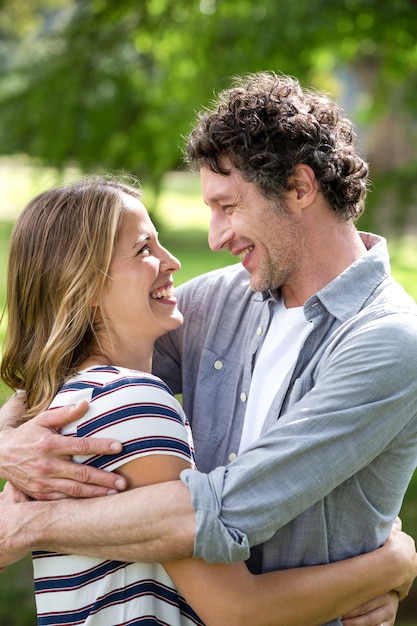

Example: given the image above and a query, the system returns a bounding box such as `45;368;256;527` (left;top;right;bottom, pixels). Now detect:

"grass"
0;159;416;624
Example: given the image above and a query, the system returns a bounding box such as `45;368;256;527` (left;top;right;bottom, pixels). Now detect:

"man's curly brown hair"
186;72;369;220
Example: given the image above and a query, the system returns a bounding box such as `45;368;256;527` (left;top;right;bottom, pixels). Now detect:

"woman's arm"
120;456;416;626
164;530;413;626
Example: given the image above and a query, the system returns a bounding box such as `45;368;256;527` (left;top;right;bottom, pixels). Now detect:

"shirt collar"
305;232;390;322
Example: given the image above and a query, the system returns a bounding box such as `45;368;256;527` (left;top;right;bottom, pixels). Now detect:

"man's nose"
208;212;234;251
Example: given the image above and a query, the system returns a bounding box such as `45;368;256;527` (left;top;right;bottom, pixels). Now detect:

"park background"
0;0;416;624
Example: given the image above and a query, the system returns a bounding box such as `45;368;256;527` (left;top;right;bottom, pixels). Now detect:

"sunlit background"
0;1;416;623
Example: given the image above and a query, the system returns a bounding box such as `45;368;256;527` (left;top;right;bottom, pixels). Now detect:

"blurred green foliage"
0;0;416;223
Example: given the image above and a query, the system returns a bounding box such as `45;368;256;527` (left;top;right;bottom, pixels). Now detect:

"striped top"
33;365;203;626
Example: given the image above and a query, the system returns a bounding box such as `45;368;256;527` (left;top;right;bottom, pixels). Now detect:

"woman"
0;175;414;626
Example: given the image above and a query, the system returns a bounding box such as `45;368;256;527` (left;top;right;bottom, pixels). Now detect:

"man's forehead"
200;166;245;204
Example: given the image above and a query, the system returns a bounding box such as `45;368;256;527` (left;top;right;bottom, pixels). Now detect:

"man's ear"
291;164;318;205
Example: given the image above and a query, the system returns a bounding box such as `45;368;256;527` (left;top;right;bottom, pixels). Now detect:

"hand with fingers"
341;518;417;626
0;397;127;500
341;591;398;626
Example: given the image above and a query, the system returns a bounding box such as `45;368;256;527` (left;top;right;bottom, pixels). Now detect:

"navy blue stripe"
91;375;173;400
59;380;102;392
85;437;192;469
60;371;173;398
37;579;204;625
34;559;125;591
77;403;183;437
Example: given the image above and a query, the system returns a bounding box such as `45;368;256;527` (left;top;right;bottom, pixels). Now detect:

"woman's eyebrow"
131;233;151;250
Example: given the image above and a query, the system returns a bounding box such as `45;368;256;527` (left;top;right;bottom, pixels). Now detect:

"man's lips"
238;245;254;261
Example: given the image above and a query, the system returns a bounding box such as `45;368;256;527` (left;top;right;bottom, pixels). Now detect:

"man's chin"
249;277;268;292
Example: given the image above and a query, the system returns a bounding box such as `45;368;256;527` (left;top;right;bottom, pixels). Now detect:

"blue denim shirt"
153;233;417;623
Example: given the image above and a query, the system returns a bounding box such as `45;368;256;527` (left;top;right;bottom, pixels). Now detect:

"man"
1;72;417;625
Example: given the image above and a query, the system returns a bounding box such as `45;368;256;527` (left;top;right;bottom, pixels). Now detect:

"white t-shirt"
239;298;312;454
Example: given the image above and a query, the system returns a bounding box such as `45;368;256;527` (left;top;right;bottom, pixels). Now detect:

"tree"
0;0;416;224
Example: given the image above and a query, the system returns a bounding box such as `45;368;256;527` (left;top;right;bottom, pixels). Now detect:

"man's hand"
0;399;127;500
0;481;30;572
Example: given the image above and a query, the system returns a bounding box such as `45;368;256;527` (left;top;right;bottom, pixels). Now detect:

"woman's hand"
383;517;417;600
341;518;417;626
341;591;398;626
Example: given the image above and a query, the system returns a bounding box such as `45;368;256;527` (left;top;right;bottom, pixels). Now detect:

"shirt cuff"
181;466;251;563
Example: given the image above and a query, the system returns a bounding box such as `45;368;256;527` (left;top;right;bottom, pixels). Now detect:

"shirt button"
240;392;247;402
228;453;237;462
214;360;223;370
256;326;263;336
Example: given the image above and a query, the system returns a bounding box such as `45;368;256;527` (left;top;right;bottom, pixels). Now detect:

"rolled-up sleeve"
181;466;251;563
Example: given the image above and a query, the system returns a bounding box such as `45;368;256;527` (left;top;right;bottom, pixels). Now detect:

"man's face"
201;162;302;293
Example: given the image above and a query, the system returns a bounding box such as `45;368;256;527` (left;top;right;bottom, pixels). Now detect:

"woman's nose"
160;247;181;273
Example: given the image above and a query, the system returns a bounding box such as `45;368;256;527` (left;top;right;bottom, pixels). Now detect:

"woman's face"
98;193;183;360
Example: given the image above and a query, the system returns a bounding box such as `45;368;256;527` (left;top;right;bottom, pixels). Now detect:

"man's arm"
0;481;416;626
0;392;27;430
0;398;127;499
0;479;195;566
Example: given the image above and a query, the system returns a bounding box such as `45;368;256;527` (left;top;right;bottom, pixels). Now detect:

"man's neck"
282;222;367;308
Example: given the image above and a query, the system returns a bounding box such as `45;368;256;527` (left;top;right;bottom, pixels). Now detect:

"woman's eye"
137;244;151;256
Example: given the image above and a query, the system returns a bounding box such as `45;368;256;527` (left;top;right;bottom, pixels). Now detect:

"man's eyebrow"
204;193;233;205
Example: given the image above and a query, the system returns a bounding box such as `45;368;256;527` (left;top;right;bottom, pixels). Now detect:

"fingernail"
110;442;123;452
106;489;119;496
115;479;126;490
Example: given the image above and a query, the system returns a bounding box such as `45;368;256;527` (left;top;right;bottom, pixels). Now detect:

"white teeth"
239;246;253;260
151;288;173;300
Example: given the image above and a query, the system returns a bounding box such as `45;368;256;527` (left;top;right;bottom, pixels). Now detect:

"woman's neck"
80;349;152;374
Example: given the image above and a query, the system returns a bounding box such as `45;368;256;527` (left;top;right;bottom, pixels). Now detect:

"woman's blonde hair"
1;175;142;419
